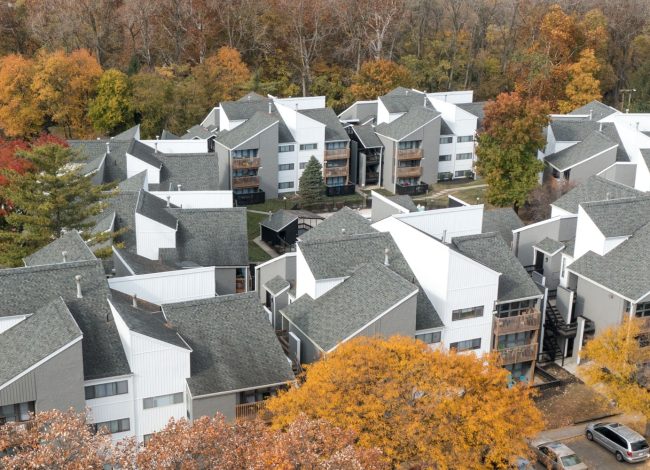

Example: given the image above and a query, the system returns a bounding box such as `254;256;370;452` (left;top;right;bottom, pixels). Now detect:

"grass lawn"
431;177;485;192
246;210;272;263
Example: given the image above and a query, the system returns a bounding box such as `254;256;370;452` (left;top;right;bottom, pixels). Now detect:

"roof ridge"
582;194;650;208
0;259;101;277
163;292;256;309
299;231;383;246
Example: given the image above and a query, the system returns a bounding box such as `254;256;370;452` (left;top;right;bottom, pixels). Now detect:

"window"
232;149;258;158
416;331;441;344
300;143;317;151
456;153;473;160
0;402;34;424
438;172;453;181
326;142;346;150
299;162;308;169
143;392;183;409
439;154;452;162
233;169;257;177
398;160;420;167
278;182;294;189
457;135;474;143
143;434;154;445
452;306;484;321
635;302;650;317
326;160;347;168
85;381;128;400
398;140;421;150
440;136;453;144
496;300;535;318
278;145;294;153
498;332;533;349
455;170;472;178
326;176;345;186
449;338;481;352
92;418;130;434
278;163;294;171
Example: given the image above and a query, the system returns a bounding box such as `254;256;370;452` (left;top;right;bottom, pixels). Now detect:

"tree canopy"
298;156;326;206
266;336;543;469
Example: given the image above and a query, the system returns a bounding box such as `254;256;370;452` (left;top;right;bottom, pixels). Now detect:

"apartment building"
340;87;483;193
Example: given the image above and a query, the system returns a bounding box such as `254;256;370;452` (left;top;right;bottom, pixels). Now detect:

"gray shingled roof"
161;129;180;140
379;90;427;113
534;237;565;256
550;120;600;142
69;140;132;183
641;149;650;171
375;106;440;141
99;191;139;250
24;231;95;267
457;102;486;121
264;275;290;295
299;231;442;329
568;101;618;121
452;233;542;302
299;108;349;142
136;190;178;229
113;124;140;141
152;152;221;191
260;210;298;232
166;208;248;266
110;297;189;350
0;298;83;388
545;131;616;171
93;211;115;234
299;207;373;242
352;124;383;148
282;262;418;351
182;124;214;140
221;99;271;121
127;140;163;168
552;175;642;214
388;195;417;212
568;221;650;302
112;247;176;275
162;293;294;396
581;196;650;238
215;112;279;149
482;208;523;245
440;120;453;135
118;171;147;192
0;259;130;380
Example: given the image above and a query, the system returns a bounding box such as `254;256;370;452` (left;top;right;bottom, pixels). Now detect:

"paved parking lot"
534;435;650;469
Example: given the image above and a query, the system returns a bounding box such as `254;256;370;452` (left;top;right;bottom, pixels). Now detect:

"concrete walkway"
252;236;278;259
427;183;488;200
248;209;272;216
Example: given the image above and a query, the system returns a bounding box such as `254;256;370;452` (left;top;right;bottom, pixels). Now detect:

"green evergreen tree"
299;156;326;206
0;144;113;266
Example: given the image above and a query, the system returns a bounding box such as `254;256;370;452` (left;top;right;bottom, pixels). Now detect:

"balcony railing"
232;157;261;170
397;148;423;160
366;171;379;183
366;154;380;164
396;166;423;178
396;182;428;196
324;148;350;160
326;183;355;197
233;175;260;189
324;166;349;178
493;310;541;336
233;189;265;206
235;401;269;421
498;343;538;365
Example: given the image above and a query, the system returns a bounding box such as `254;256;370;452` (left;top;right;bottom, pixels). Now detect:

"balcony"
366;154;380;165
366;171;379;184
498;343;538;365
232;157;261;170
324;166;348;178
397;148;423;160
396;166;423;178
324;148;350;161
233;189;265;206
233;175;260;189
493;310;541;336
235;401;270;422
396;182;428;196
326;183;356;197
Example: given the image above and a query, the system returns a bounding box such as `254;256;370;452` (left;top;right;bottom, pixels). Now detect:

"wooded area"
0;0;648;139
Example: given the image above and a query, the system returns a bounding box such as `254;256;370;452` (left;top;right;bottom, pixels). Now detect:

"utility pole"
619;88;637;113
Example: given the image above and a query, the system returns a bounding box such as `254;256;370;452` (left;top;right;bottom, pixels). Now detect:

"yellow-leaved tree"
266;336;543;469
579;317;650;417
0;54;43;138
558;48;602;113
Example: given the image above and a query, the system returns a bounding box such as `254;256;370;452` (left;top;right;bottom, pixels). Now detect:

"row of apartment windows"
439;153;473;162
415;331;441;344
438;170;474;181
326;176;346;186
0;401;34;424
497;331;534;349
143;392;183;410
233;169;258;177
496;299;536;318
279;145;294;153
232;149;258;158
450;338;481;352
398;160;420;168
85;380;128;400
300;143;317;151
92;418;130;434
279;163;294;171
397;177;419;186
451;306;484;321
326;142;347;150
398;140;421;150
440;135;474;144
278;182;294;189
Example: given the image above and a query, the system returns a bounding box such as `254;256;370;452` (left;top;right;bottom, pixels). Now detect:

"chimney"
384;248;390;266
599;122;603;132
154;141;158;153
177;184;182;191
62;251;68;263
442;229;447;242
75;275;83;299
341;228;346;235
132;294;138;308
589;109;593;120
268;101;272;114
247;95;251;101
423;95;427;107
166;195;171;208
106;141;110;154
156;135;160;141
405;90;409;95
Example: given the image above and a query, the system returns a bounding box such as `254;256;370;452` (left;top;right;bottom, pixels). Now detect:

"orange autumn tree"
0;54;43;138
192;46;252;105
266;336;543;469
347;59;414;101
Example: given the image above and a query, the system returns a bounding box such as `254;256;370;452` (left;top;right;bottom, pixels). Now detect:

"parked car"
533;442;588;469
586;422;650;463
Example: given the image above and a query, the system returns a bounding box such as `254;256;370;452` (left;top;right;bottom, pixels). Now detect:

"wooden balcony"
325;183;355;196
324;148;349;161
396;166;422;178
396;182;428;196
493;310;541;336
233;175;260;189
232;157;261;170
397;148;423;160
324;166;348;178
235;401;270;422
497;343;538;365
233;189;265;206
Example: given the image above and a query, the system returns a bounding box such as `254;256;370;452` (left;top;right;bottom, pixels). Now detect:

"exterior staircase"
276;330;302;376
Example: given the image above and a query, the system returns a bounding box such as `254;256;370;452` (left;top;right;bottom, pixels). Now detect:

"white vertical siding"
126;153;160;183
134;213;177;260
314;278;346;298
295;245;317;299
574;207;606;259
140;140;207;154
85;376;135;441
396;205;483;242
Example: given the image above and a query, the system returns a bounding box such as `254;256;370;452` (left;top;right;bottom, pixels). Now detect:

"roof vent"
599;122;603;132
132;294;138;308
341;228;346;235
589;109;593;120
606;192;611;200
384;248;390;266
154;141;159;153
268;102;272;114
156;135;160;141
423;95;427;107
405;90;409;95
106;141;110;154
442;229;447;242
75;275;83;299
177;184;182;191
62;251;68;263
248;95;251;101
166;195;171;208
